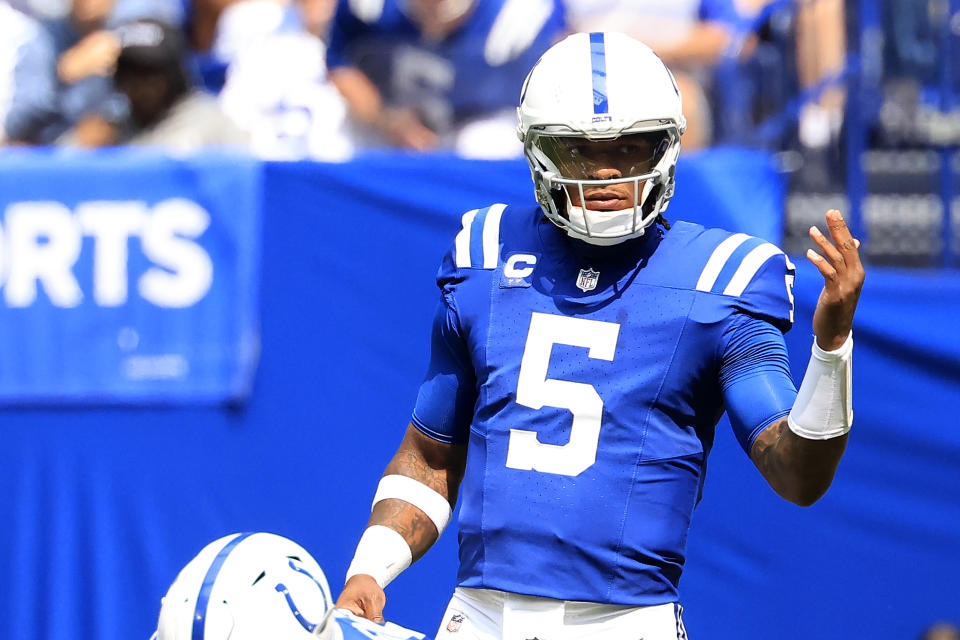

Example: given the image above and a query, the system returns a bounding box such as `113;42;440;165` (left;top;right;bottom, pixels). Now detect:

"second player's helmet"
517;32;686;245
153;532;333;640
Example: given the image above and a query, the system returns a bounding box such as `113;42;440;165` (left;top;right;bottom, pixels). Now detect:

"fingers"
807;210;866;302
805;247;837;282
809;224;844;271
336;598;385;622
335;577;386;623
824;208;851;240
334;592;364;617
360;598;386;623
808;209;863;276
824;209;863;265
338;603;365;617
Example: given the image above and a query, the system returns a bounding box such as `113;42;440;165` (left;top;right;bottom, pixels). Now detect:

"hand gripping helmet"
153;532;333;640
517;32;686;245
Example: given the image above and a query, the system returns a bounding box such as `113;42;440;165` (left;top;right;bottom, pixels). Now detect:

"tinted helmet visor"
534;130;671;180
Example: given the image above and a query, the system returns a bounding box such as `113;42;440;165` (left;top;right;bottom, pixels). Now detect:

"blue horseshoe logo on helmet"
275;560;331;632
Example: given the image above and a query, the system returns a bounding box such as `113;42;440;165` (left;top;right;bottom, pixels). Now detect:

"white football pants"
434;587;689;640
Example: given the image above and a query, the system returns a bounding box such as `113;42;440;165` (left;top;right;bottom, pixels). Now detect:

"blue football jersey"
412;204;797;605
326;0;565;132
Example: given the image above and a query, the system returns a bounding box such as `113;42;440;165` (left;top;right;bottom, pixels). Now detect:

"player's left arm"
749;417;847;506
750;209;865;506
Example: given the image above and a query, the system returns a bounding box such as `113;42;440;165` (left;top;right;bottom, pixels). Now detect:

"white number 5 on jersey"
506;312;620;476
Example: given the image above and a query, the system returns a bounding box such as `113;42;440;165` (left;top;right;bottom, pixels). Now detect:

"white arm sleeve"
788;333;853;439
344;525;412;588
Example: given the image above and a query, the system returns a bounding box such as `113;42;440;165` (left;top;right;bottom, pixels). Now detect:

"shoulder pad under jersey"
686;225;797;332
437;203;509;286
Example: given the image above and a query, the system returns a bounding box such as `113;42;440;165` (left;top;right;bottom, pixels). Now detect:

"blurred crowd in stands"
0;0;853;159
0;0;956;164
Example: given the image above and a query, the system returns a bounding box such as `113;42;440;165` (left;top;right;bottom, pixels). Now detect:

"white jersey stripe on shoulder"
695;233;750;292
454;209;479;268
481;203;507;269
723;243;783;296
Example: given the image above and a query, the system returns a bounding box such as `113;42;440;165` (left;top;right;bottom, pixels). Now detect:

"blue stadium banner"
0;150;262;404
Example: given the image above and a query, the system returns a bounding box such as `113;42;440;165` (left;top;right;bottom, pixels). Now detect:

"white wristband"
372;474;453;536
788;333;854;439
344;525;412;588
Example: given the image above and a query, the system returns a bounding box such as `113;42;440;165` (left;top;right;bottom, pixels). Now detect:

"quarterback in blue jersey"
326;0;565;156
337;32;865;639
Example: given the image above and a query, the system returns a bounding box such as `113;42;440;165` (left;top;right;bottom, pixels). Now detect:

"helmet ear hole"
654;136;670;163
641;183;664;217
549;184;567;217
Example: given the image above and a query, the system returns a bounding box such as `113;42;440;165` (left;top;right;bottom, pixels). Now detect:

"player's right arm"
336;293;476;622
335;425;467;622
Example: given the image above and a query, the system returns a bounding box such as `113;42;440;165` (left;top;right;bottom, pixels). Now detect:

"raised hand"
806;209;865;351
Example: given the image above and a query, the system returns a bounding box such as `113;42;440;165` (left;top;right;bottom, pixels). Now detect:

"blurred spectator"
733;0;765;14
104;19;247;150
794;0;846;150
882;0;938;82
3;0;183;146
326;0;565;159
212;0;299;63
921;622;960;640
189;0;291;92
190;0;239;52
563;0;741;149
218;0;353;160
299;0;336;36
733;0;846;150
0;1;40;144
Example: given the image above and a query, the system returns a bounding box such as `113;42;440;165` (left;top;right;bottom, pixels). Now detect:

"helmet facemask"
525;123;681;245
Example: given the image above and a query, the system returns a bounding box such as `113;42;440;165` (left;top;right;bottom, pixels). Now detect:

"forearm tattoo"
368;427;466;561
751;417;848;505
750;418;791;482
369;498;438;562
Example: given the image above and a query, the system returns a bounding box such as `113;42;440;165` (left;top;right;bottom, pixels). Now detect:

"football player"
336;32;864;639
152;531;428;640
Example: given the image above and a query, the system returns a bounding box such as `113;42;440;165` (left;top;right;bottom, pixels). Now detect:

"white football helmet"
517;32;686;245
153;532;334;640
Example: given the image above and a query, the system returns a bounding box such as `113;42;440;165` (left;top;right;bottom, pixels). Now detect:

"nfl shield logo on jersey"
576;268;600;292
446;613;465;633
